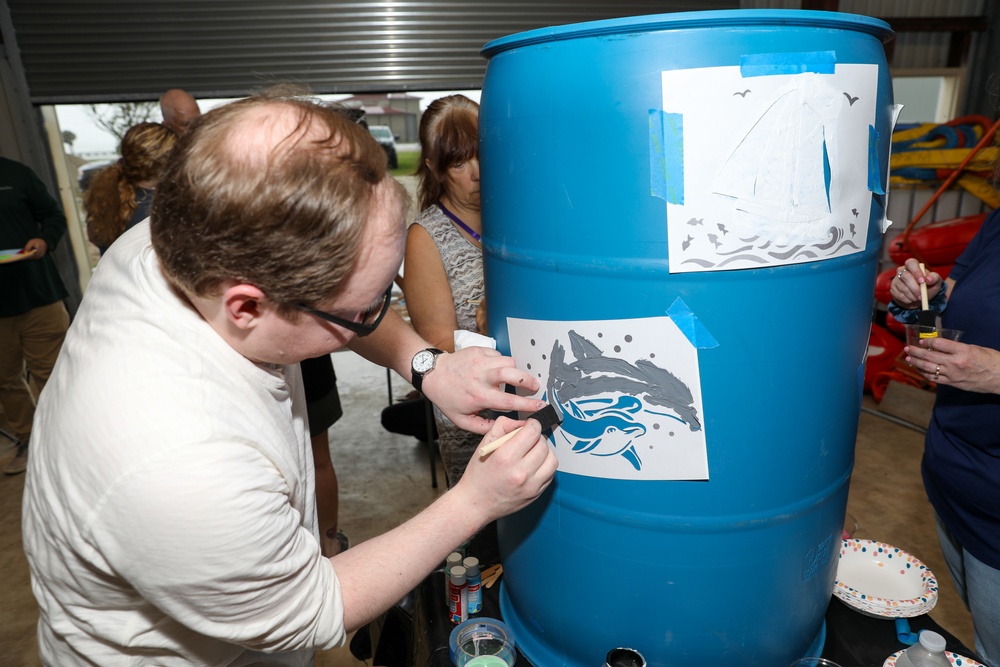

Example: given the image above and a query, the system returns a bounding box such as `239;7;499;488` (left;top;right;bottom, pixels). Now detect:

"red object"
865;324;905;394
888;213;986;267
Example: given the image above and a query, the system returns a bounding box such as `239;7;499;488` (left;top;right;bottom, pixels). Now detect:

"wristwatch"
410;348;444;393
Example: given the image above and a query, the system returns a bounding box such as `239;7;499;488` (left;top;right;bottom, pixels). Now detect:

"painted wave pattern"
544;329;700;472
680;224;862;269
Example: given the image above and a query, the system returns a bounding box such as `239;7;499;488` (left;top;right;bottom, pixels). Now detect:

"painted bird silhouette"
546;330;701;470
734;89;751;97
843;92;859;106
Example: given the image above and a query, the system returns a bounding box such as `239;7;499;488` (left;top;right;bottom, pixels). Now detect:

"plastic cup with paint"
904;324;963;347
457;637;515;667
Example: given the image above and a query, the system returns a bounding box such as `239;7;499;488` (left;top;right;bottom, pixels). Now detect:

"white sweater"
23;222;345;665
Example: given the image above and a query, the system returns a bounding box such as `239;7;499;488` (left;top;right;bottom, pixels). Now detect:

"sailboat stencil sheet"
661;64;879;272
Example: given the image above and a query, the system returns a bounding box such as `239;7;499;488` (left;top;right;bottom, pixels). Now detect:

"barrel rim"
481;9;894;59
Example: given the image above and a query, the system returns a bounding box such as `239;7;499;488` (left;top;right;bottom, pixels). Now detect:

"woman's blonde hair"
84;122;178;250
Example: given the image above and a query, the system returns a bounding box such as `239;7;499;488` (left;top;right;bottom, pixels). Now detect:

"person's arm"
23;166;67;259
331;415;557;631
404;223;460;352
347;309;546;434
311;431;341;557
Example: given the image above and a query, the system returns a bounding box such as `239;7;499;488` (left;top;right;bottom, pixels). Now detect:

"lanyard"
437;201;481;242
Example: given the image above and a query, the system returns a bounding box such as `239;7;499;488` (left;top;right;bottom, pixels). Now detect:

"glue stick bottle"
463;556;482;614
448;565;468;624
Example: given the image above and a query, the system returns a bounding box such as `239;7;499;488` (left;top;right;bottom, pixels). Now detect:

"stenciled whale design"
545;329;701;471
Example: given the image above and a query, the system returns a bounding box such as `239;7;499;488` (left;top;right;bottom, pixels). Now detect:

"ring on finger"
934;364;941;379
897;270;905;279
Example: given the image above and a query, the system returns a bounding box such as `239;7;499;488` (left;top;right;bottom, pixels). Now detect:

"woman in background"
85;122;178;255
403;94;484;484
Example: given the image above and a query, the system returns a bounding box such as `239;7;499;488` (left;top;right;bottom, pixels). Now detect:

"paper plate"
883;649;984;666
0;248;34;264
834;538;938;618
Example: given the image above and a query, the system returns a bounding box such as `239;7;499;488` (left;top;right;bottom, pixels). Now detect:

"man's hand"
23;238;48;259
454;416;558;522
420;347;546;434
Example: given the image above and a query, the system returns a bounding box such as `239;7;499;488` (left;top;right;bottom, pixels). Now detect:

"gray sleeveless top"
411;204;485;484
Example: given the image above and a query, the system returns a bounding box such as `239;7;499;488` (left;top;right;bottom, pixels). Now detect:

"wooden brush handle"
918;262;930;310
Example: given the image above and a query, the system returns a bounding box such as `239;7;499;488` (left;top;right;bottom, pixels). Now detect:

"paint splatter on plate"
883;649;983;666
834;538;938;618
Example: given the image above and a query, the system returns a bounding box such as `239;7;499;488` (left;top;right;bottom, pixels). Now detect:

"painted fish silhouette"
546;330;701;470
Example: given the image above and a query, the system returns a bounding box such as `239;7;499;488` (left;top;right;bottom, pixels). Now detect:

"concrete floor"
0;350;975;666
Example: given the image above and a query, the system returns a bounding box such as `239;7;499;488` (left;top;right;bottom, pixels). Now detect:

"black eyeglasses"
295;284;393;337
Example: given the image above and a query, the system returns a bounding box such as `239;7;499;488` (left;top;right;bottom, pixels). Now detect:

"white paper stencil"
507;316;708;481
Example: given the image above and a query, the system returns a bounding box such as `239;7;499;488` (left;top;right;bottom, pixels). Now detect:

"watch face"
412;350;436;374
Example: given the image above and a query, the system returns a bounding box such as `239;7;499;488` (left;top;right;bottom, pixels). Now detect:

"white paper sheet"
662;63;879;272
507;315;708;481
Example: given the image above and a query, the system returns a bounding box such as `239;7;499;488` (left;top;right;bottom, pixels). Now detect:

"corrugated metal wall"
741;0;990;70
4;0;738;104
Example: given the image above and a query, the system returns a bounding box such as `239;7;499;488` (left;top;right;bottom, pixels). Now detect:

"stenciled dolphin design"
545;330;701;471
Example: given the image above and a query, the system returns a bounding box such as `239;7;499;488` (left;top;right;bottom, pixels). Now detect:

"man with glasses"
23;91;557;665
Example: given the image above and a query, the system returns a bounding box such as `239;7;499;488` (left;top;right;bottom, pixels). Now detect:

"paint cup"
904;325;963;347
457;637;515;667
789;659;842;667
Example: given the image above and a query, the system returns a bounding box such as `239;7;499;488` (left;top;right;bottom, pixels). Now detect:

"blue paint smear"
740;50;836;77
667;297;719;350
823;139;832;211
868;125;885;195
649;109;684;204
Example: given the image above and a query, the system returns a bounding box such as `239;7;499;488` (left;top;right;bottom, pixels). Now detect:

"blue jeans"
936;515;1000;667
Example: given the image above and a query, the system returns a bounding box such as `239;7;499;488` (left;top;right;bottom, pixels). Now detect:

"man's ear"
221;283;268;330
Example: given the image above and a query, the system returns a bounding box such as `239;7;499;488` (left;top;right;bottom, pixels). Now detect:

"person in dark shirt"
0;157;70;474
890;210;1000;666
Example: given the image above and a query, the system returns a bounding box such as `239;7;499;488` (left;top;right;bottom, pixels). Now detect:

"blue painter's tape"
868;125;885;195
649;109;684;204
740;50;836;77
667;297;719;350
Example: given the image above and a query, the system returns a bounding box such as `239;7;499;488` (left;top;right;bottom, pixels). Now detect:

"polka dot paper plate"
834;538;938;618
883;649;983;667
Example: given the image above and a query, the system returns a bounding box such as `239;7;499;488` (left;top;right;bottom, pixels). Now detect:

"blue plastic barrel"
480;10;893;667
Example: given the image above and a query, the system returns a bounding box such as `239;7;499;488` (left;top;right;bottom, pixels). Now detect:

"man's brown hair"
151;90;402;316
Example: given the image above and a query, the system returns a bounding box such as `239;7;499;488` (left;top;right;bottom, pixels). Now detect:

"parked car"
368;125;399;169
77;159;114;191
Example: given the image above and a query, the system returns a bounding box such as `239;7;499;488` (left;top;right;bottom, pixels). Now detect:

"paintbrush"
917;263;938;334
478;404;562;458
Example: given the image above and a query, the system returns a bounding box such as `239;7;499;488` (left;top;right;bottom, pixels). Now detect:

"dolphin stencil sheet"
507;316;708;481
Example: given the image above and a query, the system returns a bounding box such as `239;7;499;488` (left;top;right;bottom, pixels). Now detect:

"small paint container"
449;618;515;667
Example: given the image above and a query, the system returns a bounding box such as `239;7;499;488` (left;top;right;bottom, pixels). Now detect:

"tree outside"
86;102;158;144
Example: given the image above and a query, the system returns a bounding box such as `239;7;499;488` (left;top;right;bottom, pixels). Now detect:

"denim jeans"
936;514;1000;667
